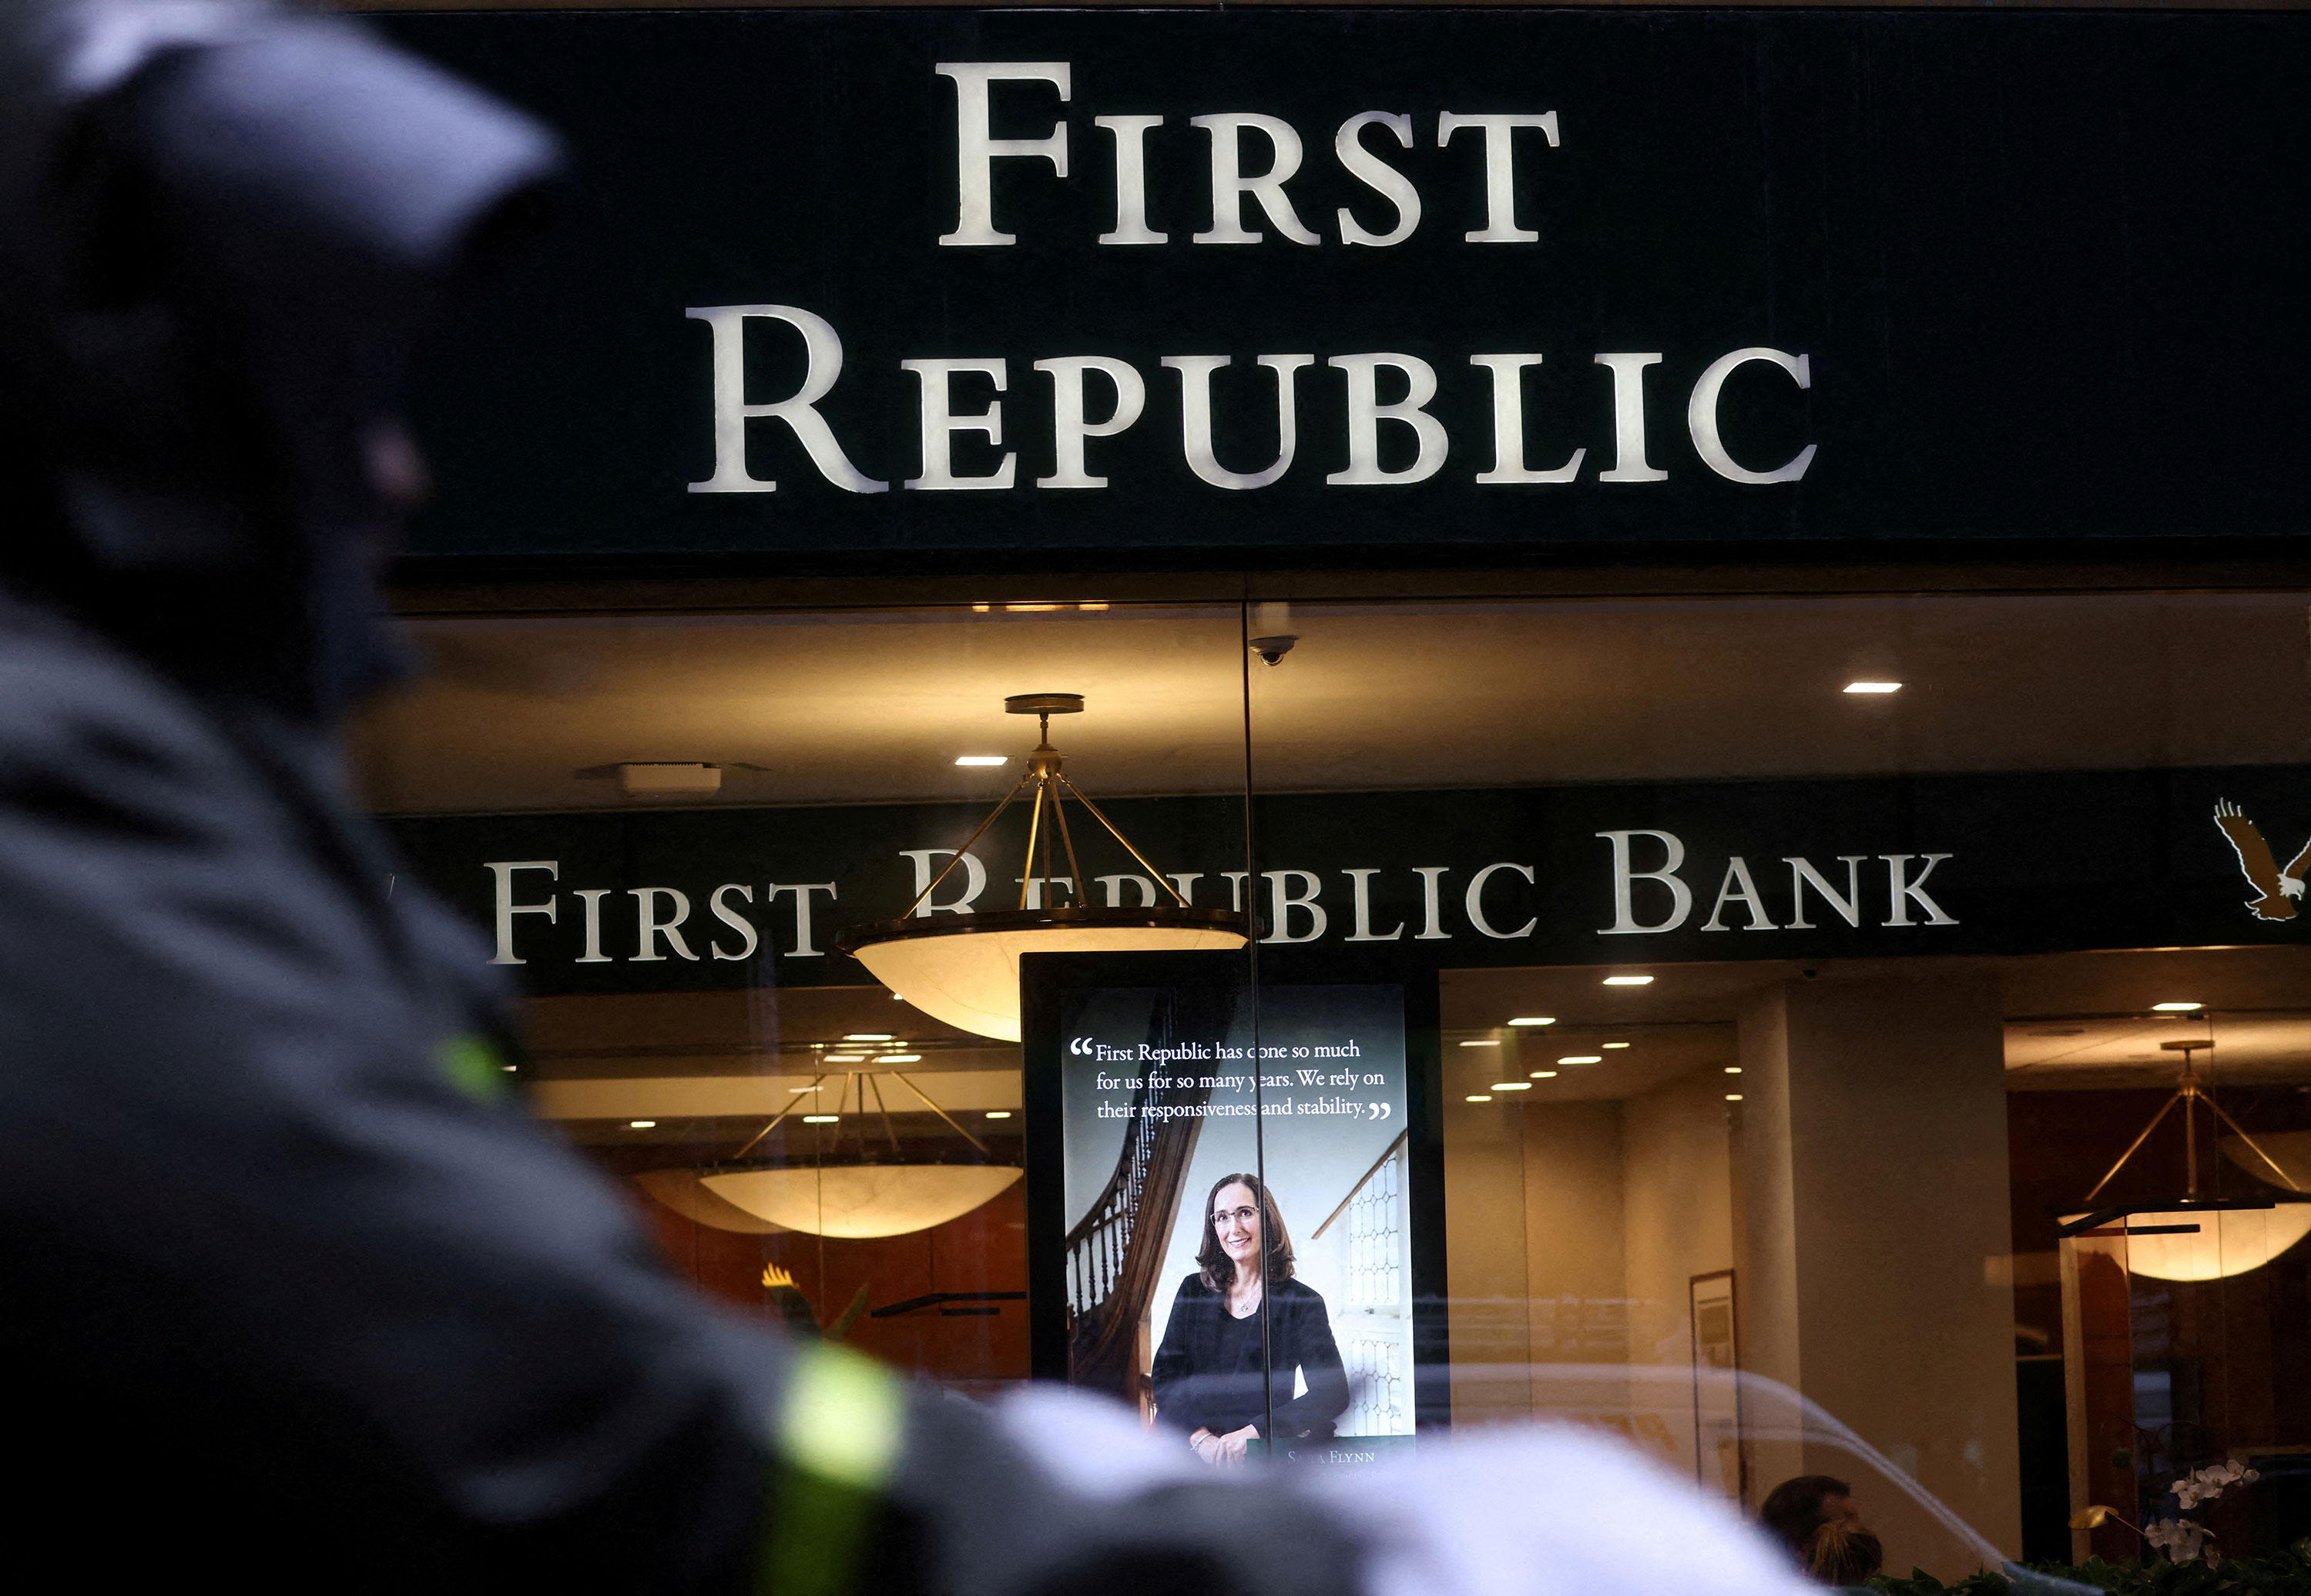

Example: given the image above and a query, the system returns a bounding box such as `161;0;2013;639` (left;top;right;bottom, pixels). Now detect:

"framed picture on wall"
1690;1269;1744;1499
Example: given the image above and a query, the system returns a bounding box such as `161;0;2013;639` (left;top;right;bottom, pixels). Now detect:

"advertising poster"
1028;958;1417;1464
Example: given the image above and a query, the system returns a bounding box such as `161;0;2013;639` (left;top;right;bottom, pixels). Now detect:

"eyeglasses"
1212;1206;1259;1226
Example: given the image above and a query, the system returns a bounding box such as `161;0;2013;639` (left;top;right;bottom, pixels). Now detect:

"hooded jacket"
0;8;1370;1594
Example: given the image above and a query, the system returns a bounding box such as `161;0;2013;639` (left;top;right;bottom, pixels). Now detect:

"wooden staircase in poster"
1065;1058;1213;1403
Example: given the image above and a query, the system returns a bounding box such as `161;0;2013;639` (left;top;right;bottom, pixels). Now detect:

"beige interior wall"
1736;991;1807;1499
1522;1101;1627;1358
1622;1074;1737;1477
1443;1096;1531;1423
1448;1072;1739;1461
1521;1101;1628;1421
1738;971;2022;1578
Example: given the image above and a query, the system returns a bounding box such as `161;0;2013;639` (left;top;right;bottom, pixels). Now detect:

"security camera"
1249;634;1299;666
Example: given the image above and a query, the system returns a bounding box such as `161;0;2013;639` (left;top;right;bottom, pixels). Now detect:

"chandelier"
688;1068;1021;1239
836;693;1250;1041
2058;1039;2311;1282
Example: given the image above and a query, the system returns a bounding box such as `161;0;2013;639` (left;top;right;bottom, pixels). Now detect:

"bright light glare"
2152;1001;2204;1012
954;756;1008;766
1602;1042;1630;1050
628;1120;656;1128
790;1085;820;1094
822;1055;866;1064
1558;1055;1603;1065
1725;1094;1744;1102
1843;681;1903;695
1457;1038;1501;1047
1506;1016;1556;1027
1464;1095;1493;1103
984;1111;1012;1119
1725;1067;1743;1075
1530;1070;1558;1078
1490;1081;1531;1091
803;1115;839;1123
844;1034;894;1042
876;1053;922;1063
1603;975;1654;986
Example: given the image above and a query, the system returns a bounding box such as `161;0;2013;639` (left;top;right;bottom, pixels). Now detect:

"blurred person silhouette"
1152;1173;1349;1464
1760;1476;1861;1568
0;4;1824;1594
1803;1520;1883;1588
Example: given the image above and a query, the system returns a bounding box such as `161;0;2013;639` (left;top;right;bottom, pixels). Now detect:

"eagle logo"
2213;799;2311;921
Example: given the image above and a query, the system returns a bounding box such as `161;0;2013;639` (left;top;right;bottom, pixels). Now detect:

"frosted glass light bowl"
840;907;1249;1041
2064;1203;2311;1282
703;1164;1024;1238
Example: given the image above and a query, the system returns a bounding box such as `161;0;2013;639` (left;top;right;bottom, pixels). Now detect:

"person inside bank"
1152;1172;1349;1465
1760;1474;1882;1585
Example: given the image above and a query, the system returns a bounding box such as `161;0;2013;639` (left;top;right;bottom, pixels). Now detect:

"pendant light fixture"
2058;1040;2311;1282
837;694;1251;1041
696;1069;1022;1239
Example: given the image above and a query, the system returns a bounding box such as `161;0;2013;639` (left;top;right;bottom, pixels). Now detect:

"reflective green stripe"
780;1344;904;1490
436;1034;511;1104
760;1346;906;1596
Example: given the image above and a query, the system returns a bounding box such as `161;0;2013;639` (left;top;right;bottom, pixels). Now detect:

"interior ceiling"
351;592;2311;815
1441;945;2311;1097
521;946;2311;1133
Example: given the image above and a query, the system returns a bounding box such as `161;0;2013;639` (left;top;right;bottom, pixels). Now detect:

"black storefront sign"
388;763;2311;994
377;8;2311;572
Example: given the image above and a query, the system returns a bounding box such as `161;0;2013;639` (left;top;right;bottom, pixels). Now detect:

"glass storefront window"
358;601;1256;1391
364;580;2311;1579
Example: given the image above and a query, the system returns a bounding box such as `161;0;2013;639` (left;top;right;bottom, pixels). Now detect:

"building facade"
351;3;2311;1578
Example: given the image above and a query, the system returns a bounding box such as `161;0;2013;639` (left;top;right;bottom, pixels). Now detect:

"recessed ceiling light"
1507;1017;1556;1027
844;1034;895;1042
790;1085;821;1094
984;1110;1012;1119
1725;1067;1743;1075
2152;1001;2203;1012
1490;1081;1532;1091
822;1055;866;1064
1603;974;1653;986
955;756;1008;766
1725;1094;1744;1102
1602;1041;1630;1050
1458;1038;1501;1047
876;1053;922;1063
1464;1094;1493;1103
627;1120;656;1129
1558;1054;1603;1065
1843;681;1902;694
1530;1070;1558;1078
499;1064;517;1072
803;1114;840;1123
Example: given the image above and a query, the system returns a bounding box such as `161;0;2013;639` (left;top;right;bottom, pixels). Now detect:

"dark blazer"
1150;1274;1350;1440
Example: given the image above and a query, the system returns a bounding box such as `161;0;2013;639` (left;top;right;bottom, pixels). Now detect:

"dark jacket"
0;8;1370;1594
1151;1274;1350;1441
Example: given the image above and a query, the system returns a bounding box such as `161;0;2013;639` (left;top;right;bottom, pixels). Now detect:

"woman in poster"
1152;1172;1348;1465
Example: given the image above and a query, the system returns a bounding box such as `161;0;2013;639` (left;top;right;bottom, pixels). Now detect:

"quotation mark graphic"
1068;1036;1094;1055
